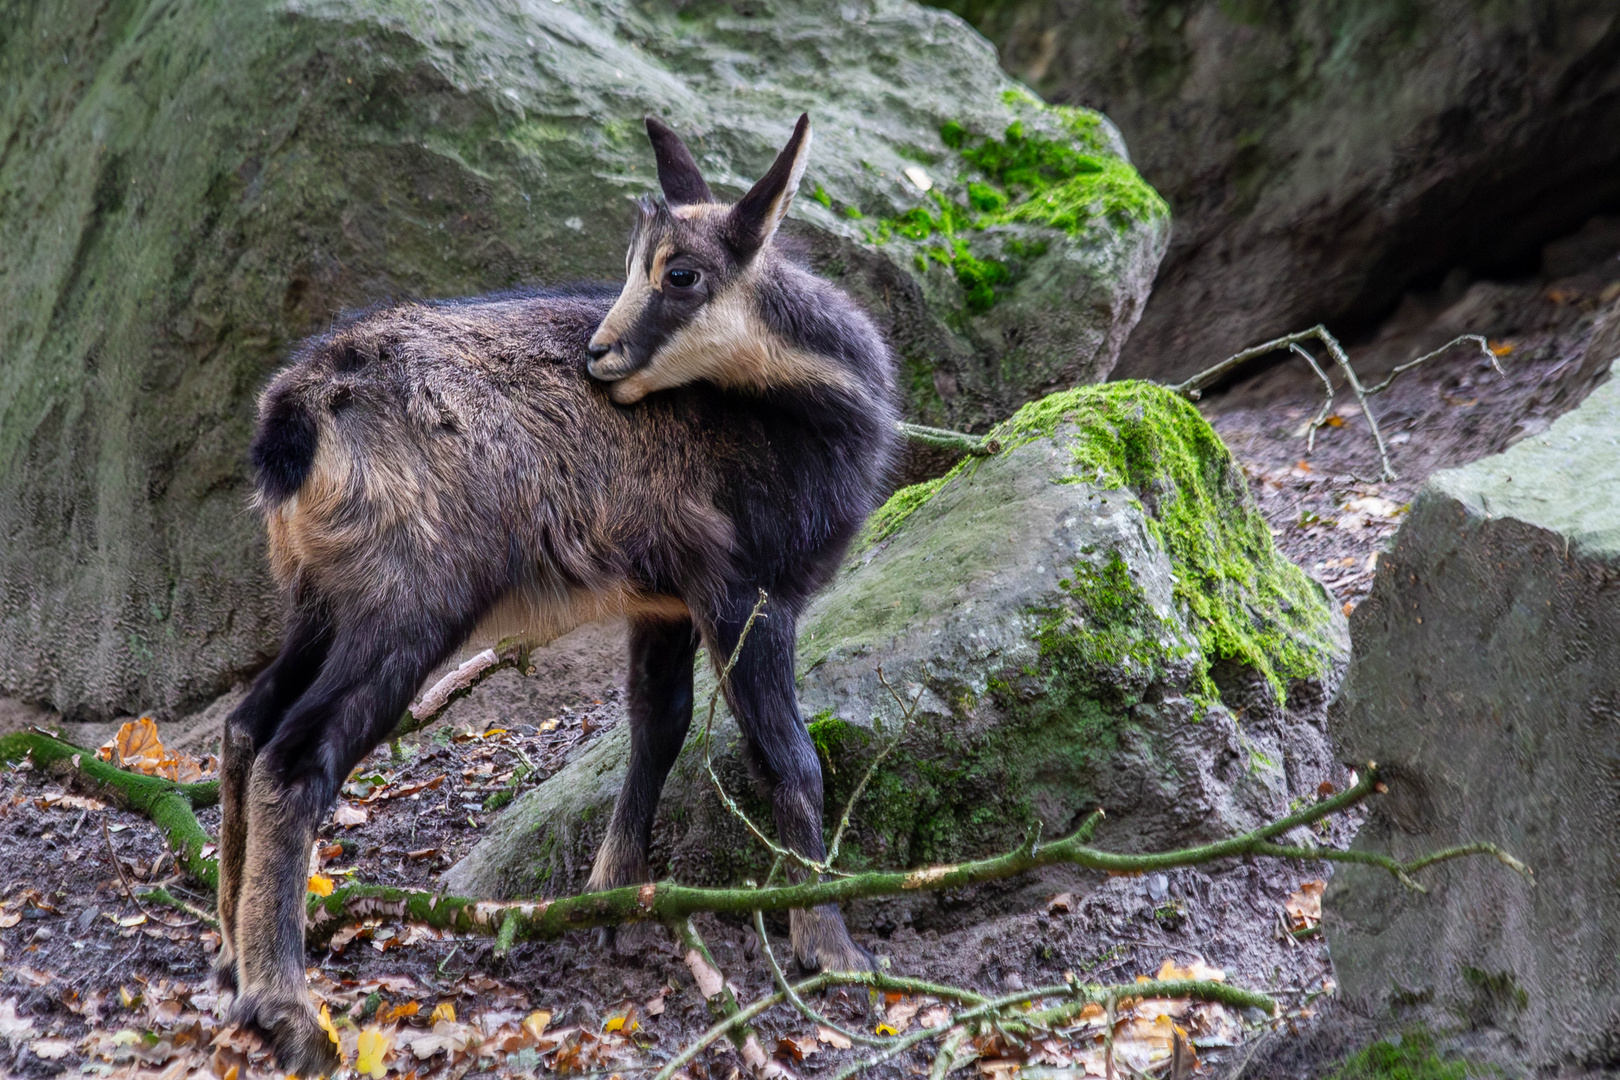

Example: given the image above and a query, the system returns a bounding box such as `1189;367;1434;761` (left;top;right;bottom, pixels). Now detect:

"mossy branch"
0;729;219;889
898;420;1000;457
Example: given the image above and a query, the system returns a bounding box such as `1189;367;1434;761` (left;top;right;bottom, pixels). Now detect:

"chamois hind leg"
216;604;333;995
232;612;463;1076
707;600;873;974
589;616;698;949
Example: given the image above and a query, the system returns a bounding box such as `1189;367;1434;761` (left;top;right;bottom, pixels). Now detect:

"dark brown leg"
588;615;699;892
216;607;331;993
231;613;460;1074
706;596;872;974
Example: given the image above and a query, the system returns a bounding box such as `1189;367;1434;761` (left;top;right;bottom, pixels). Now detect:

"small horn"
645;117;714;206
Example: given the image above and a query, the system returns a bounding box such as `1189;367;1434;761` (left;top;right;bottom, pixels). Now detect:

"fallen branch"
1;729;218;889
1167;325;1502;480
0;731;1525;949
392;636;533;738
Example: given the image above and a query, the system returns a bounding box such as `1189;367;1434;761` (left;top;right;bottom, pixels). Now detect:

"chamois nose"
587;342;611;360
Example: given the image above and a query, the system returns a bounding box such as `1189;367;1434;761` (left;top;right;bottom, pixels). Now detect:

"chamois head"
587;114;822;405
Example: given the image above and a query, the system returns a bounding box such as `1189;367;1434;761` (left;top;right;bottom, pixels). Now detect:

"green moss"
1327;1029;1471;1080
1035;550;1191;683
860;474;949;546
810;183;833;208
861;95;1166;314
864;382;1335;701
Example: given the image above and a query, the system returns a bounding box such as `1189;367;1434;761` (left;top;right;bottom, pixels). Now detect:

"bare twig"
753;909;889;1047
698;591;832;876
102;818;153;921
825;666;921;869
394;636;533;738
1168;326;1501;480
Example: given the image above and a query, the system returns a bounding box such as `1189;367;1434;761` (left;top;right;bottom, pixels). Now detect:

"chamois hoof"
230;988;341;1078
790;904;875;974
211;948;238;995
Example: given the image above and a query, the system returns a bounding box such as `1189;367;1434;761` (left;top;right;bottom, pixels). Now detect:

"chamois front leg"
589;616;698;951
216;608;332;995
710;603;874;975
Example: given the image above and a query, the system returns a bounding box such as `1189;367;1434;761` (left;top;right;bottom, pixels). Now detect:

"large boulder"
444;382;1346;917
1325;365;1620;1067
0;0;1166;721
929;0;1620;381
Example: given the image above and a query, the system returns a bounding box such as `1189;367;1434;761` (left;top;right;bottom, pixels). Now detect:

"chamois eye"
667;268;700;289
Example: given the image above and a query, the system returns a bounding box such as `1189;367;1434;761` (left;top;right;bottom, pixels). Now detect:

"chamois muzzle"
585;338;644;381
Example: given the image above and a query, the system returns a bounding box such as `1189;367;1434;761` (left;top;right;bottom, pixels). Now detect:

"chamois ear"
726;113;811;256
646;117;714;207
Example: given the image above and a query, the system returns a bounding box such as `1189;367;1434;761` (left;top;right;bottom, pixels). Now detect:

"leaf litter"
5;690;1352;1078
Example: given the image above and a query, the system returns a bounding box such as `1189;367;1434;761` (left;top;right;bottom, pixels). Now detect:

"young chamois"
218;113;899;1073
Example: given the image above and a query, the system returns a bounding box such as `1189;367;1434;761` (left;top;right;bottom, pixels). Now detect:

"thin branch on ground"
101;817;156;922
752;909;888;1048
1167;325;1502;480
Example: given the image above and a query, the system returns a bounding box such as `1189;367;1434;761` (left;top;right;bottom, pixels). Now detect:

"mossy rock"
445;382;1347;916
0;0;1165;720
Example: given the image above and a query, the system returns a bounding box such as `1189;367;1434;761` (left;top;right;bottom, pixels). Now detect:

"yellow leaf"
430;1001;456;1024
317;1004;343;1057
356;1026;394;1078
377;1000;419;1024
522;1010;552;1041
1489;340;1514;357
307;874;335;897
874;1023;897;1036
605;1015;627;1033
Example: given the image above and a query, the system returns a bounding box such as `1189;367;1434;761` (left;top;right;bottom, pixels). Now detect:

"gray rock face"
0;0;1165;720
932;0;1620;381
445;382;1346;920
1326;366;1620;1066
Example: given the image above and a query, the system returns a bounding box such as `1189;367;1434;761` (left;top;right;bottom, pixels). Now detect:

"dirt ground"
1;217;1616;1080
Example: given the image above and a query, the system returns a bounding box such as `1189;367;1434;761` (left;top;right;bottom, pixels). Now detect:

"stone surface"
930;0;1620;382
0;0;1165;721
445;382;1347;922
1325;365;1620;1067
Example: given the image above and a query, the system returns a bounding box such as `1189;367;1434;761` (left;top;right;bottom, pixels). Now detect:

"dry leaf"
29;1038;73;1060
1285;880;1325;930
332;804;368;828
97;717;209;782
1047;892;1074;915
816;1025;853;1050
0;999;36;1039
1154;957;1225;983
430;1001;456;1024
522;1010;552;1040
776;1034;820;1062
377;1001;419;1024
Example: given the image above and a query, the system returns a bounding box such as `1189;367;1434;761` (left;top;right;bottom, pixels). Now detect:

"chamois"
219;113;900;1072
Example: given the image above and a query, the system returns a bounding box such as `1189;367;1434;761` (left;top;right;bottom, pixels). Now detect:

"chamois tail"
250;386;319;503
